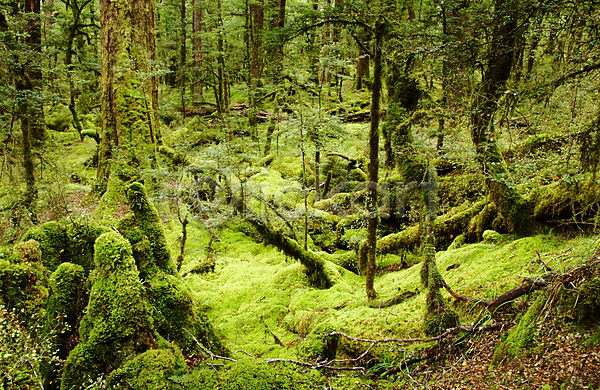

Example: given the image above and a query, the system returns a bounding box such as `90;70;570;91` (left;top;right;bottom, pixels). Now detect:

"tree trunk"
247;0;263;135
97;0;159;190
355;28;370;90
180;0;187;121
470;0;529;235
65;0;89;141
192;0;203;100
365;21;384;301
24;0;45;146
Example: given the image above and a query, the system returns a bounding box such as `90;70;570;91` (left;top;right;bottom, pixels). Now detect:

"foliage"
0;305;60;390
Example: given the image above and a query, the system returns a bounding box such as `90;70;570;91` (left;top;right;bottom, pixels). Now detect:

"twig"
536;250;553;272
182;328;237;362
265;358;365;371
232;350;257;358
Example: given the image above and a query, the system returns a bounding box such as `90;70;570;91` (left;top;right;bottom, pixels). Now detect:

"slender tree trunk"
17;76;38;224
247;0;263;135
24;0;45;146
180;0;187;121
365;21;384;301
264;0;285;155
192;0;203;99
355;29;370;90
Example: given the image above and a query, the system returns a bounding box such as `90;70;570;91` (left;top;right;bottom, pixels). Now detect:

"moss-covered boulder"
0;256;48;322
61;232;155;390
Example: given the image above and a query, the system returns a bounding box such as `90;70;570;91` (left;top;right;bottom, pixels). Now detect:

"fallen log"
443;273;556;314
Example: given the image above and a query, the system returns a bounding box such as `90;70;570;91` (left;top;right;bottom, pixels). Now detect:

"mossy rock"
61;232;155;390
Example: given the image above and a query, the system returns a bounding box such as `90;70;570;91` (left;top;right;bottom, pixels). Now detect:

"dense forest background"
1;0;600;388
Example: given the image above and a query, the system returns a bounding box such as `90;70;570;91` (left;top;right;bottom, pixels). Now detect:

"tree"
469;0;531;234
96;0;160;192
365;19;384;301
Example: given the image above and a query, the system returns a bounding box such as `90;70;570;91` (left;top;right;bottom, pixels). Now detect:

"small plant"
0;305;61;389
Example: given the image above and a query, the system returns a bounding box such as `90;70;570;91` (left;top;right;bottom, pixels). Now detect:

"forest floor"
414;323;600;390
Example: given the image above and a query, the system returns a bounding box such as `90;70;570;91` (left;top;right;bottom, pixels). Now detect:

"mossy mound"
119;182;177;277
21;219;109;274
61;232;155;390
106;337;187;390
0;259;49;322
43;263;87;389
529;179;600;223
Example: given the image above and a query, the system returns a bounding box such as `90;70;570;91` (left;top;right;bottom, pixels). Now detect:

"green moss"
12;240;41;264
43;263;87;390
21;220;109;274
0;260;49;323
491;291;548;365
158;145;189;169
482;230;503;244
439;173;485;209
22;221;68;271
61;232;155;390
106;341;187;390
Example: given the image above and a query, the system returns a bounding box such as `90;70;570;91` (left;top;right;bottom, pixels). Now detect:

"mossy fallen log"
245;214;337;288
528;179;600;223
377;200;488;254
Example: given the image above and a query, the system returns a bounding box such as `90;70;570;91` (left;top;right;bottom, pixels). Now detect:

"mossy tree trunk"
365;21;384;301
2;0;44;224
470;0;530;234
96;0;159;190
23;0;45;146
